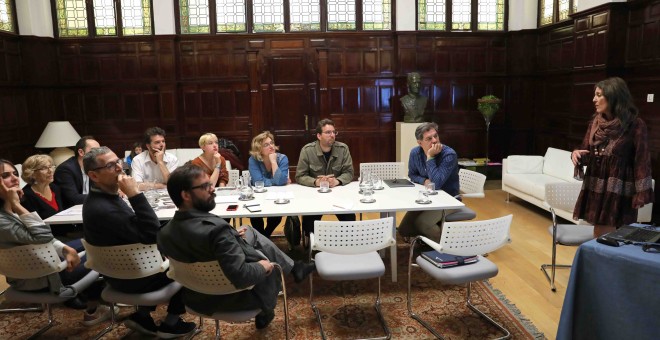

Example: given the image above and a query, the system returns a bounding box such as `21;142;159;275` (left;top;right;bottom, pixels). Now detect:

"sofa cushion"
506;156;544;174
504;173;567;201
543;148;580;182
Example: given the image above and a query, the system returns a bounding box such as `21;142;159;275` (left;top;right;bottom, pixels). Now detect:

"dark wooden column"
248;50;261;136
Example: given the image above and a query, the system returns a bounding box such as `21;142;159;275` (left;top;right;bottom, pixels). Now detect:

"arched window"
418;0;506;31
0;0;17;34
539;0;578;26
177;0;392;33
52;0;154;38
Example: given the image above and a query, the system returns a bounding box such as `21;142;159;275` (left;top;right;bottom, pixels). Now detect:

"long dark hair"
595;77;639;130
130;142;141;158
0;159;18;207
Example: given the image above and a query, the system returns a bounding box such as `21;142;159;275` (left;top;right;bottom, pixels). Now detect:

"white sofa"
502;147;653;224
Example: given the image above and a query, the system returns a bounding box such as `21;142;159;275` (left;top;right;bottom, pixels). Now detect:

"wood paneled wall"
1;1;659;219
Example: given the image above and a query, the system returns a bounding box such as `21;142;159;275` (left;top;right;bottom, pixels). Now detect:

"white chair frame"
167;259;289;340
82;241;182;339
309;217;396;340
458;168;487;198
0;243;98;339
541;182;594;292
359;162;405;180
407;215;513;340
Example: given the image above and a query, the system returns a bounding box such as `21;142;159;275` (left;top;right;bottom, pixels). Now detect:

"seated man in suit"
398;122;460;241
82;146;195;338
54;136;99;209
158;164;315;329
131;126;179;190
295;118;356;235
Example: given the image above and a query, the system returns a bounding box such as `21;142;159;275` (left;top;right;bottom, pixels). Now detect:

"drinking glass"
255;181;265;192
425;181;437;195
360;178;376;203
319;179;330;192
417;190;430;203
372;175;383;190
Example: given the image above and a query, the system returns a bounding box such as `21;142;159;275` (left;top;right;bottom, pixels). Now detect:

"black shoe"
292;261;316;283
255;309;275;329
157;317;196;339
63;296;88;310
123;312;158;336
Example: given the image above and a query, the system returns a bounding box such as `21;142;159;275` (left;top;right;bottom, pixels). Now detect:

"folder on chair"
421;251;478;268
383;178;414;188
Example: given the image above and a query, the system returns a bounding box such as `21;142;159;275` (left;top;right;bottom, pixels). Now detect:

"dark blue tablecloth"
557;239;660;340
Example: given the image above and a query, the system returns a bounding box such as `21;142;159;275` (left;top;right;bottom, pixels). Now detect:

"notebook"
605;225;660;244
421;250;478;268
383;178;415;188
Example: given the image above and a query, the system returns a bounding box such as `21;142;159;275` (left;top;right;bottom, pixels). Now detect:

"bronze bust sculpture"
400;72;427;123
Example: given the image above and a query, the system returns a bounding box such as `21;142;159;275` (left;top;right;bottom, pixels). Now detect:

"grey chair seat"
444;206;477;222
185;306;261;323
101;281;182;306
547;224;594;245
415;255;497;285
315;251;385;281
5;270;99;304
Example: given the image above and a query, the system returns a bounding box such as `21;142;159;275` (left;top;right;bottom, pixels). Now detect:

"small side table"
458;160;502;180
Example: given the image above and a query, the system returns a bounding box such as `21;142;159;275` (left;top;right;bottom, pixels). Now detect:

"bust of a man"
400;72;428;123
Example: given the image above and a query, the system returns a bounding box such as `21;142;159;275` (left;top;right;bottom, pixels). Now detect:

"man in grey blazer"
158;164;315;329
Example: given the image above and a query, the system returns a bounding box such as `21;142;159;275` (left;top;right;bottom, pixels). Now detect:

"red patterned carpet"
0;240;545;339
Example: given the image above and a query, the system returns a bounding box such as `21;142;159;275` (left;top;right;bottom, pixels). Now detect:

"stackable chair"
407;215;513;339
309;217;396;340
0;243;99;339
82;241;182;339
228;169;239;186
166;259;289;339
541;182;594;291
444;168;487;222
359;162;405;181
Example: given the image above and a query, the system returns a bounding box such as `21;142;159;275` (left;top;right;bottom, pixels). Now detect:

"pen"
244;203;260;207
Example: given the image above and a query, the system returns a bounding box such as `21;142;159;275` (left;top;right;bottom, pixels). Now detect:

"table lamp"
35;121;82;166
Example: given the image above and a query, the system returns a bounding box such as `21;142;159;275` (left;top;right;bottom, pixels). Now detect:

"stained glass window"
55;0;152;37
328;0;356;30
363;0;391;30
419;0;505;31
180;0;210;33
217;0;246;32
253;0;284;32
418;0;446;30
0;0;15;33
539;0;578;26
540;0;553;25
290;0;321;31
477;0;504;31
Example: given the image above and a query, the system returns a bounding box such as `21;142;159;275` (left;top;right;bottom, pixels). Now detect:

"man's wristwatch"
215;164;222;170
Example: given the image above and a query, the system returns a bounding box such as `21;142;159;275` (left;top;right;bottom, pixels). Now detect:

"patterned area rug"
0;238;545;339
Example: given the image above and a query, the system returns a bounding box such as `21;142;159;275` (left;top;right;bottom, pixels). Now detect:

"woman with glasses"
191;133;229;187
0;158;112;324
248;131;290;237
21;154;78;239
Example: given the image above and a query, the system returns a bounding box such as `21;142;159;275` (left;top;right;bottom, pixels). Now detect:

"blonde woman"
191;133;229;187
248;131;289;237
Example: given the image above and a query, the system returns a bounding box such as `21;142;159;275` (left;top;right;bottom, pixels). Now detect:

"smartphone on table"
226;204;238;211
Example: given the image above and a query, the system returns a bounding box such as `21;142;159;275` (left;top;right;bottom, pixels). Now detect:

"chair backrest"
228;169;239;186
166;259;253;295
82;240;169;280
359;162;405;180
458;168;486;198
431;215;513;256
15;163;27;188
312;217;395;254
545;182;582;213
0;243;67;279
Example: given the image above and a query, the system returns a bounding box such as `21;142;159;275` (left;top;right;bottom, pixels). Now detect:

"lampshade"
35;121;82;148
35;121;82;166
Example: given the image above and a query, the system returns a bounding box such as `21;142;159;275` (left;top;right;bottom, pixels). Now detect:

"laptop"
383;178;415;188
605;225;660;244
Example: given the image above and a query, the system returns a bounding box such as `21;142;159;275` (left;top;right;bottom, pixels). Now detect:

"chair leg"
465;282;511;339
90;303;121;340
214;319;220;340
185;316;204;340
25;303;56;339
0;289;44;313
372;277;391;339
407;237;445;339
540;228;572;292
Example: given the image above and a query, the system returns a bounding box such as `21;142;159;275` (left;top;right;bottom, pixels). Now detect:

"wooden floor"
0;184;574;339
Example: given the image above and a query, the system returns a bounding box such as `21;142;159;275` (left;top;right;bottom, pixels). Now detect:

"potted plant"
476;95;501;162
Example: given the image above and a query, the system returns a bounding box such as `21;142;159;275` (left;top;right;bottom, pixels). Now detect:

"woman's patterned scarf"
589;113;622;146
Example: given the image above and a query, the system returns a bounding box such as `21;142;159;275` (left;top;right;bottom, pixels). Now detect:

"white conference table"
45;181;464;282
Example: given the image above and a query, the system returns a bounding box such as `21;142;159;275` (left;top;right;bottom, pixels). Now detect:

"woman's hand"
62;246;81;272
571;150;589;166
213;152;222;168
0;179;22;204
268;152;278;165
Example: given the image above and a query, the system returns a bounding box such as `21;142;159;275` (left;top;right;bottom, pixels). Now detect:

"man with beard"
295;118;356;235
82;147;195;338
131;126;179;190
158;164;315;329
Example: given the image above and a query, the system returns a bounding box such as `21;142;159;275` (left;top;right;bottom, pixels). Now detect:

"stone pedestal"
396;122;422;169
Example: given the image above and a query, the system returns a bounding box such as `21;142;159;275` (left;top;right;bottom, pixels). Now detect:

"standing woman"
191;133;229;187
248;131;289;238
572;77;654;237
21;154;79;240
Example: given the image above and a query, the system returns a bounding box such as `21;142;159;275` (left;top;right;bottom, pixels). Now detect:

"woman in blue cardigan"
248;131;289;237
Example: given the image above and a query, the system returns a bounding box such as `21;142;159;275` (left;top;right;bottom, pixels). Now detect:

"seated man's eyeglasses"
323;130;339;136
91;159;123;171
190;182;213;191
